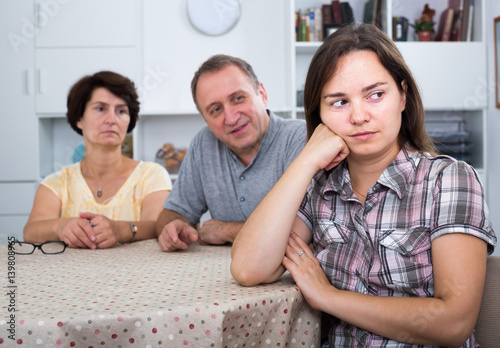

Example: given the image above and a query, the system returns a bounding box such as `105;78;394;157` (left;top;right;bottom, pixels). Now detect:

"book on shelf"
331;0;343;25
363;0;374;25
448;0;463;8
449;0;464;41
295;9;311;42
392;16;408;41
435;8;455;41
373;0;382;29
309;9;316;41
461;0;474;41
322;4;333;26
340;2;354;24
380;0;388;32
315;7;323;41
305;10;311;41
363;0;384;30
308;8;323;42
295;11;299;41
321;4;337;39
300;12;307;41
294;3;354;42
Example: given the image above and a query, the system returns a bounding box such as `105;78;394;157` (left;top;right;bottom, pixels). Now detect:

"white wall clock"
187;0;241;36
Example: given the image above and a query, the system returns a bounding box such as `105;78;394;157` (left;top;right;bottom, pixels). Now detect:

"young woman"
231;24;496;347
24;71;172;249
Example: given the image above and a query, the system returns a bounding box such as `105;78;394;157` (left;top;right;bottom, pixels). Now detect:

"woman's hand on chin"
300;124;350;172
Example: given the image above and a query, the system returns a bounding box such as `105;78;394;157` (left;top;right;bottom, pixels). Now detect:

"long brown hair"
304;23;436;154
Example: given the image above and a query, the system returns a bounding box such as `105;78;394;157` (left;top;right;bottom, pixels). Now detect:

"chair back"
475;255;500;347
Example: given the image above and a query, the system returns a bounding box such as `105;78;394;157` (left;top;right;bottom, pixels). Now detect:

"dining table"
1;239;321;347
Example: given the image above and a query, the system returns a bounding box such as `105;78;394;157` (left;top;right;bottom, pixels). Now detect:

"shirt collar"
256;109;277;153
378;147;420;199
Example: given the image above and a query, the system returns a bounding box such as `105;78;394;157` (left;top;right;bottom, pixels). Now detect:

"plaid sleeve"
297;188;313;232
430;160;496;254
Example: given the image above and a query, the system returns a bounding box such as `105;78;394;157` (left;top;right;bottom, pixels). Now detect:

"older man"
156;54;306;251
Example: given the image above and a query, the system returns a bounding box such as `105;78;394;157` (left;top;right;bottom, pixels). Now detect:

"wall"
141;0;289;114
487;2;500;256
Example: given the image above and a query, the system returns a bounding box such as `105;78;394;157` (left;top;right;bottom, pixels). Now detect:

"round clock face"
187;0;241;36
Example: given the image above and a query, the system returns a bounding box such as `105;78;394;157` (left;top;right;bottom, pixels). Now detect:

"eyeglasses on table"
13;240;68;255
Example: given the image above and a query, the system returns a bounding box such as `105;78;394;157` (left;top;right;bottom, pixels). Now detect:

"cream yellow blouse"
41;162;172;221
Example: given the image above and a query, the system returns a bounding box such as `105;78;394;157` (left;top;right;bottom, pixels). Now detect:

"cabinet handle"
24;70;31;95
37;69;44;94
35;3;40;28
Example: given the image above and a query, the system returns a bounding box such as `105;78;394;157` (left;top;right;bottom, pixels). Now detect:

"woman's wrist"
126;221;137;243
117;220;134;243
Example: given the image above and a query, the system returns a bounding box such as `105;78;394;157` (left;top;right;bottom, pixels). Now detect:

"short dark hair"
303;23;436;154
191;54;260;112
66;71;140;136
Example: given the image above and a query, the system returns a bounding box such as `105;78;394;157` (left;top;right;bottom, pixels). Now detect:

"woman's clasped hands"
57;212;125;249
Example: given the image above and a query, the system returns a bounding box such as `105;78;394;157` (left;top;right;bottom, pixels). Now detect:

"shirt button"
240;175;245;181
406;245;414;252
240;197;246;202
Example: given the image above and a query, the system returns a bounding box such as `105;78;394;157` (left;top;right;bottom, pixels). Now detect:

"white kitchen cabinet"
397;42;487;110
35;47;140;114
33;0;142;115
0;183;37;242
34;0;138;48
0;0;37;181
0;216;29;242
0;1;39;239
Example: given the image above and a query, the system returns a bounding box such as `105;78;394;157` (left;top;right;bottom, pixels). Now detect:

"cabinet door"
34;0;138;48
0;183;37;215
398;43;487;109
0;0;38;181
0;183;36;241
0;216;26;242
35;47;139;114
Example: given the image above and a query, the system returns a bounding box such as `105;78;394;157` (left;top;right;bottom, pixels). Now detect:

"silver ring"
298;251;305;256
89;220;94;228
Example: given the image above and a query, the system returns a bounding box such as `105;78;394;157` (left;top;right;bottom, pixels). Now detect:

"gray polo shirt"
164;110;306;225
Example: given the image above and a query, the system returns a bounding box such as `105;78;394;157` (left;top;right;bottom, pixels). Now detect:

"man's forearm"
197;220;244;245
224;221;244;243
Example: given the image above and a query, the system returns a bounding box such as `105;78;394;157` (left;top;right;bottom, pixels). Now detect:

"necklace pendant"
97;188;102;198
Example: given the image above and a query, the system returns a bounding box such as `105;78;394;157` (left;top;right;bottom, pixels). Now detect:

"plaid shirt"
297;148;496;348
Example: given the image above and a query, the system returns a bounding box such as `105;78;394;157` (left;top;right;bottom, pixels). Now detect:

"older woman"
24;71;171;249
231;24;496;347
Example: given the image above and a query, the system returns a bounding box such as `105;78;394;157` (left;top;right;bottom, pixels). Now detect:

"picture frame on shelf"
324;24;341;39
495;16;500;108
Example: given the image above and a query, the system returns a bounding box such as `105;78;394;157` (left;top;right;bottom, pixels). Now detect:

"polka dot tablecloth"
1;240;320;347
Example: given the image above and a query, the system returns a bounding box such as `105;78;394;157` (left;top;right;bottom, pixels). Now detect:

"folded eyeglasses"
12;240;68;255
